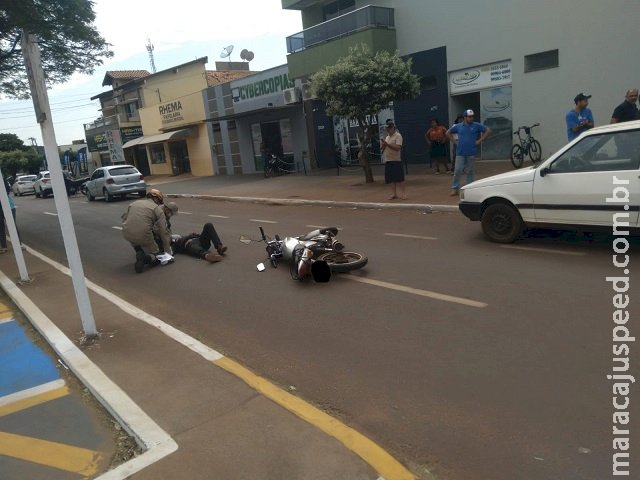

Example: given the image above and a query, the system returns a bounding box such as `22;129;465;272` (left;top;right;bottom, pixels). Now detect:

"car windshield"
20;176;36;182
109;167;138;176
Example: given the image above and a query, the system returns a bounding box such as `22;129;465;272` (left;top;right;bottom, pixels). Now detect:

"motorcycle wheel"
317;251;368;273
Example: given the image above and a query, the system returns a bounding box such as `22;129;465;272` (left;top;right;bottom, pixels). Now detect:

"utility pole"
21;31;97;337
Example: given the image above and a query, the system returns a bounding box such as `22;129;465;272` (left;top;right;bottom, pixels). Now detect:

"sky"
0;0;302;146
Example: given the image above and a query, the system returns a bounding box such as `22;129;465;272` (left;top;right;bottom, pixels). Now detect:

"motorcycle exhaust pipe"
331;240;344;251
311;260;331;283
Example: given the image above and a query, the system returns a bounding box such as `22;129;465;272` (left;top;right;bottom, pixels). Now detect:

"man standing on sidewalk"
610;88;639;123
445;109;491;196
566;93;594;141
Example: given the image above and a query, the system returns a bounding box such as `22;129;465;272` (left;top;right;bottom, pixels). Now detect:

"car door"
532;128;640;227
88;169;104;196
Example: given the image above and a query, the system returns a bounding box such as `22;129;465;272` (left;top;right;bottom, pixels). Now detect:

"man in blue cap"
566;93;594;141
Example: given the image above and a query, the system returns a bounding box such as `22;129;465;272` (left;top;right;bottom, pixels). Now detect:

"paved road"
13;193;639;479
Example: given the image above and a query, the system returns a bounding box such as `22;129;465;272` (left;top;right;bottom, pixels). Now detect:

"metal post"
21;31;97;336
0;170;29;282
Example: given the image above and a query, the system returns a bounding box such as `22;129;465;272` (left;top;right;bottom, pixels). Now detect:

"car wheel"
86;189;95;202
103;188;113;202
35;188;41;198
481;202;523;243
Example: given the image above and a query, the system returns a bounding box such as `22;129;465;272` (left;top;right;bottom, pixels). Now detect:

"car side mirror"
540;167;550;177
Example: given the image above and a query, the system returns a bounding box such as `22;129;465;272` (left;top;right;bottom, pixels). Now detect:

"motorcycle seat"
300;227;338;241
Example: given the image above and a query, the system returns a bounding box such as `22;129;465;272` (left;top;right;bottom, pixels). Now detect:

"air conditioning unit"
283;87;301;105
301;82;316;101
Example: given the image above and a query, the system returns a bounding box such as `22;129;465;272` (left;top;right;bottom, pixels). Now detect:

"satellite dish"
220;44;234;59
240;49;254;62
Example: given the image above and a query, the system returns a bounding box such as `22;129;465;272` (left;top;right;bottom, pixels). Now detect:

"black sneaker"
135;250;145;273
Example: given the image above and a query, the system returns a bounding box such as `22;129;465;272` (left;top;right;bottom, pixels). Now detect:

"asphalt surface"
10;190;639;480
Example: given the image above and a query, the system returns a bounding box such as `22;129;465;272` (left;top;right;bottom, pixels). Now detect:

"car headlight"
459;189;465;200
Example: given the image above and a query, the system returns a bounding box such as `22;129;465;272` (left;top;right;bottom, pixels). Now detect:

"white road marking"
500;245;586;256
43;212;58;216
384;232;437;241
179;211;192;215
208;214;229;219
249;219;278;224
343;276;488;308
0;379;66;407
112;226;123;231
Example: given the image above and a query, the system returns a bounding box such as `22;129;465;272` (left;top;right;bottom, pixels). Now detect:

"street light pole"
21;31;97;337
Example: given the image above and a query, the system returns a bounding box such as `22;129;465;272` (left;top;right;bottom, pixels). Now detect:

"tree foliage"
311;44;419;182
0;149;41;177
0;133;27;152
0;0;113;99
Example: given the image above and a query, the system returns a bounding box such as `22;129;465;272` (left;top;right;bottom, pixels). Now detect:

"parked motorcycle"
256;226;368;282
63;173;89;197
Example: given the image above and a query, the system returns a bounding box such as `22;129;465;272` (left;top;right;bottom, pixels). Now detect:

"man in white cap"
445;109;491;196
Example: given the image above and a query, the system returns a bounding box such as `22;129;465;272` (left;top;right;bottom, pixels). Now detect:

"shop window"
524;49;559;73
149;144;166;164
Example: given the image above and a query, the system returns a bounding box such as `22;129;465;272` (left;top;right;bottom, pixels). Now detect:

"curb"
0;267;178;480
165;193;461;213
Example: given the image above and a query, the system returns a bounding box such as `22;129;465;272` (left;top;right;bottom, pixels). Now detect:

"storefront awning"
122;127;196;149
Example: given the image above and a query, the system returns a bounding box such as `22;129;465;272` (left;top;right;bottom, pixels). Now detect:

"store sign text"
236;73;294;102
450;61;512;95
159;101;184;124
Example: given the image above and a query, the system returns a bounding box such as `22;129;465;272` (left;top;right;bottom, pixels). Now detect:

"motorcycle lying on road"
256;226;368;282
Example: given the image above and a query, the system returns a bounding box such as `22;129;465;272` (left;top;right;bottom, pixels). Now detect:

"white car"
11;174;37;196
34;171;52;198
459;120;640;242
84;165;146;202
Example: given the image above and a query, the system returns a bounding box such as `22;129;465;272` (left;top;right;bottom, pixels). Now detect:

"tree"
0;133;27;152
0;148;40;177
311;44;420;183
0;0;113;99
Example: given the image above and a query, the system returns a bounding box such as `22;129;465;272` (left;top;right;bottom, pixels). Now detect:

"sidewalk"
148;160;514;211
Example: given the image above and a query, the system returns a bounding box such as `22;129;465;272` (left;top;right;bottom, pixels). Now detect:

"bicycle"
264;154;295;178
510;123;542;168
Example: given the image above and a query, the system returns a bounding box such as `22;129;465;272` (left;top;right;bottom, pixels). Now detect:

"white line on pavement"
208;214;229;219
249;219;277;224
112;226;123;230
179;212;192;215
500;245;586;256
343;276;488;308
384;233;437;241
0;379;66;408
43;212;58;216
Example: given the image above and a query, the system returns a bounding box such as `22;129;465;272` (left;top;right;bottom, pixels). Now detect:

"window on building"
149;144;166;164
323;0;356;21
125;101;138;119
420;75;437;91
524;49;559;73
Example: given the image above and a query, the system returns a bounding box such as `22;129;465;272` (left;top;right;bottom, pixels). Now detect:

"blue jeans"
452;155;475;191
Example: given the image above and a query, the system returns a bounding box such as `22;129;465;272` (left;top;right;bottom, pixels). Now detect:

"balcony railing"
286;5;394;54
83;113;140;131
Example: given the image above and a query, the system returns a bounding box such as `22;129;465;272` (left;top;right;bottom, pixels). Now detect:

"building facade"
282;0;637;162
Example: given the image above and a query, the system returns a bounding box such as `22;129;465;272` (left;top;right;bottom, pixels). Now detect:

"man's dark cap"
574;93;591;103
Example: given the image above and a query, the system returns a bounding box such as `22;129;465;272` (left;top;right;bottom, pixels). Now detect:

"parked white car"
34;171;52;198
85;165;146;202
459;120;640;242
11;174;37;196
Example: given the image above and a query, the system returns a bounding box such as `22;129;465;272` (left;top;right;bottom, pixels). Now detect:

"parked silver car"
85;165;146;202
34;171;52;198
11;174;37;196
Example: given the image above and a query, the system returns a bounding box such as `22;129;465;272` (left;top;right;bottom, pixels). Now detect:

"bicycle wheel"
529;139;542;164
510;144;524;169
